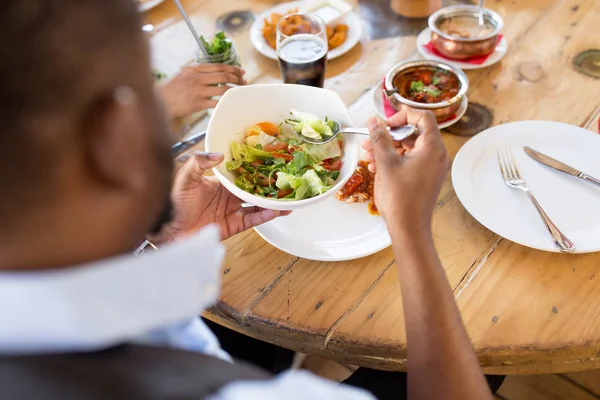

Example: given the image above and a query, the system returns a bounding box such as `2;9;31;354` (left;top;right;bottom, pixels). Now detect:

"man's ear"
81;86;148;191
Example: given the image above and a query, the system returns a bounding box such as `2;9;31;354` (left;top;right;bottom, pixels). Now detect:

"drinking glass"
276;13;328;88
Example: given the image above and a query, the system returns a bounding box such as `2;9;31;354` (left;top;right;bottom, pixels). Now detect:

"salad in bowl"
227;110;343;201
205;84;359;211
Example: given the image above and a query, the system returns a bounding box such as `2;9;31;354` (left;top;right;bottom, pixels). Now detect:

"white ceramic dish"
416;28;507;70
372;80;468;129
255;193;391;261
250;1;363;61
303;0;353;25
138;0;165;13
205;84;360;211
452;121;600;253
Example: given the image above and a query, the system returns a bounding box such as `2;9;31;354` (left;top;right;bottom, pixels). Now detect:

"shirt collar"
0;225;224;355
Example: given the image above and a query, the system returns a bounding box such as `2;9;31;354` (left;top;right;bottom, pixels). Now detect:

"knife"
523;146;600;188
171;130;206;157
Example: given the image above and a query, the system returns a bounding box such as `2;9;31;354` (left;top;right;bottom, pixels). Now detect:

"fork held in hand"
497;149;576;253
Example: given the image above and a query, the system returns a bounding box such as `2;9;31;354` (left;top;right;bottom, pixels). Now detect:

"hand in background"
362;108;450;231
152;152;289;243
160;64;246;119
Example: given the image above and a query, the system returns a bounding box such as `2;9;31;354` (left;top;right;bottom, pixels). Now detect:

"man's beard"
148;197;174;235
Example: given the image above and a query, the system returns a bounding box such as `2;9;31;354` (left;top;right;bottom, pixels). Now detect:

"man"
0;1;493;399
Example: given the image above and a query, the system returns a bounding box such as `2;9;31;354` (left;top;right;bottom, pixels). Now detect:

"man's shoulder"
0;344;271;399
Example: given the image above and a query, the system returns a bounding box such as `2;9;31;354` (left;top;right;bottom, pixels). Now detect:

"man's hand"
160;64;246;119
362;108;450;231
153;152;290;243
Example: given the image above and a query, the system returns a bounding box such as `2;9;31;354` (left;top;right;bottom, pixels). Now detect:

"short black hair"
0;0;144;219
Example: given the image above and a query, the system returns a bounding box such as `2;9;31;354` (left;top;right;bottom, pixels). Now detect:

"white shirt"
0;225;374;399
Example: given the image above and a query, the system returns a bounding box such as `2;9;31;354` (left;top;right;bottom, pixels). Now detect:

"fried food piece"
262;9;349;50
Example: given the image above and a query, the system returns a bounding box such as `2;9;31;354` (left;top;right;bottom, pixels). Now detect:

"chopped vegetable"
227;112;344;201
286;109;334;141
200;31;233;56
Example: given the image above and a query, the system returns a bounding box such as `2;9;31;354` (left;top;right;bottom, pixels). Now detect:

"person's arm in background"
159;64;246;138
364;109;493;400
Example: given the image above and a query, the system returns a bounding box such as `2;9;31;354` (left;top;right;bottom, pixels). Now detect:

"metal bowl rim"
428;5;504;42
384;59;469;109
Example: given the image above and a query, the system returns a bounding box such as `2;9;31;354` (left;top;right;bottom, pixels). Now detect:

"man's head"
0;0;174;270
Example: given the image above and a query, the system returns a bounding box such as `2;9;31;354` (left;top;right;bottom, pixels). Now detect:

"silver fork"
497;148;576;253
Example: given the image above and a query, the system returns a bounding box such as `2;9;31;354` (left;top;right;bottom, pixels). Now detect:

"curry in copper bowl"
384;60;468;123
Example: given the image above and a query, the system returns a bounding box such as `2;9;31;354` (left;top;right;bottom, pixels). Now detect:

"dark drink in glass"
276;13;328;88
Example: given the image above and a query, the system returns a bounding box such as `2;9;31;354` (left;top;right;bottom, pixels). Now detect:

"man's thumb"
176;151;224;189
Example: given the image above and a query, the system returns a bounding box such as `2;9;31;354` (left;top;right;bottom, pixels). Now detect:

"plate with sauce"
417;28;507;70
255;159;391;262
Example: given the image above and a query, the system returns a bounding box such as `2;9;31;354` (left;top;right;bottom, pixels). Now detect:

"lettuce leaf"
231;141;273;162
302;169;331;197
286;109;333;140
275;172;302;190
300;140;342;162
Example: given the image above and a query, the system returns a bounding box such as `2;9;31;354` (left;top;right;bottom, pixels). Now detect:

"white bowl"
205;84;359;211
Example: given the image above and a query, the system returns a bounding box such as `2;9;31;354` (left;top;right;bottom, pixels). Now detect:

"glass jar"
194;37;241;66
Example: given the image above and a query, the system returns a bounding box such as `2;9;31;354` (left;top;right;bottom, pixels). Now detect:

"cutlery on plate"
497;148;575;253
171;130;206;157
524;146;600;189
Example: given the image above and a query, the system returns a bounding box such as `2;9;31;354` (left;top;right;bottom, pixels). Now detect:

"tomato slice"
322;159;342;170
251;160;264;167
272;152;293;162
264;142;287;152
256;122;280;136
277;189;294;198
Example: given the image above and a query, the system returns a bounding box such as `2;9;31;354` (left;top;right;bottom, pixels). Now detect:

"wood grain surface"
146;0;600;374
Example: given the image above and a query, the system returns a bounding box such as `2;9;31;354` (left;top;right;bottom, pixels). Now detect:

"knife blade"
523;146;600;188
171;130;206;157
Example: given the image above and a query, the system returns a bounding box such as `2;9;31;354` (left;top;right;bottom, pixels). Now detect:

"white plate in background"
250;1;363;61
452;121;600;253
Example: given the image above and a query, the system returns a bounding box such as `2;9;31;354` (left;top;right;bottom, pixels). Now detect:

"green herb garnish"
409;80;441;97
200;31;233;56
410;81;424;92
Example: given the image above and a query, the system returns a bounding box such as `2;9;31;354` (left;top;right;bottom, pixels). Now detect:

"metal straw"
173;0;208;56
478;0;485;26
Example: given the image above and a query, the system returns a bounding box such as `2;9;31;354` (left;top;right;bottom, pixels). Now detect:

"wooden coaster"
573;50;600;79
444;102;493;136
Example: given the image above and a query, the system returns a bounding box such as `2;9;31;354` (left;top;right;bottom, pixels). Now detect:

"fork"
497;148;576;253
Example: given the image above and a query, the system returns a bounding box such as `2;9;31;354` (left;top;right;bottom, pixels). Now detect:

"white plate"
416;28;507;70
452;121;600;253
138;0;165;12
250;1;363;61
372;80;468;129
255;192;390;261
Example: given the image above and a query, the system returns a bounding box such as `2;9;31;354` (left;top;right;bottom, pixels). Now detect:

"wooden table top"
146;0;600;375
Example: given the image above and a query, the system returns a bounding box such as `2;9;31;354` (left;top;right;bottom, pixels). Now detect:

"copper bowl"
428;5;503;60
384;60;468;123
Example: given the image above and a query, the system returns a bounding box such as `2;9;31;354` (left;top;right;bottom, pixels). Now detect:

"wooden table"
146;0;600;375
